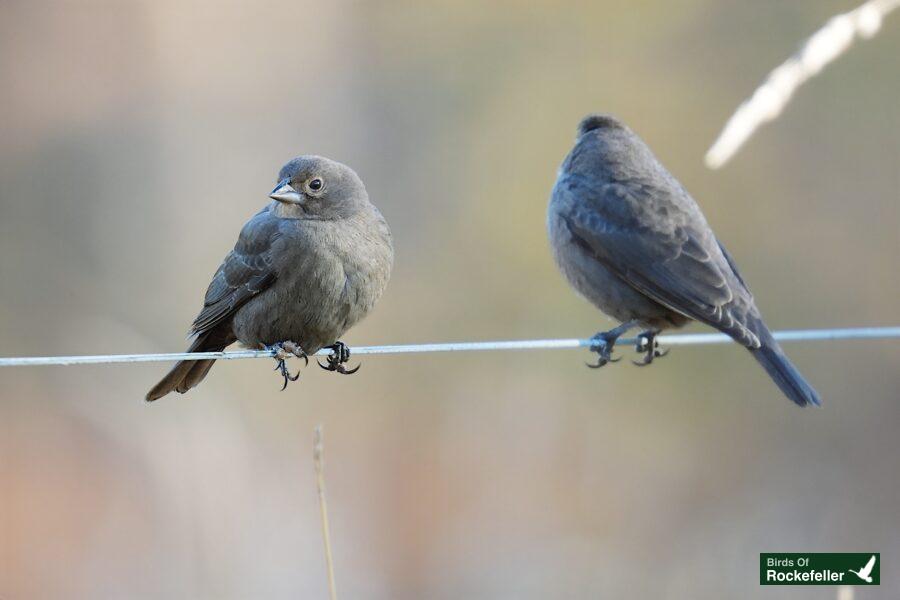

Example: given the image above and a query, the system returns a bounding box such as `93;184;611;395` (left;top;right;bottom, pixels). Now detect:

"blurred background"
1;0;898;598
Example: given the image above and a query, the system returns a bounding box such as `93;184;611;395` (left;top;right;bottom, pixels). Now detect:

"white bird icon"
848;555;877;583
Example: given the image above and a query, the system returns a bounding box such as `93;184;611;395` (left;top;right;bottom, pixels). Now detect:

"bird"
547;114;820;407
848;555;877;583
146;155;393;401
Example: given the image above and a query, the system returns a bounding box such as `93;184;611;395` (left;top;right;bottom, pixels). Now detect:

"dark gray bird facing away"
146;156;393;401
547;114;820;407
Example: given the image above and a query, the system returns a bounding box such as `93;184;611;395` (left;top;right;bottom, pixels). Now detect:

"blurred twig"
705;0;900;169
314;425;338;600
837;585;854;600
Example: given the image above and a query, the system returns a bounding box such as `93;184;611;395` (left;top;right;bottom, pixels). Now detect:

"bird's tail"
145;330;232;402
747;320;821;407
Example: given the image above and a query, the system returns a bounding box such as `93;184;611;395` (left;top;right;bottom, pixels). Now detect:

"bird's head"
577;113;626;137
558;113;640;181
269;155;369;220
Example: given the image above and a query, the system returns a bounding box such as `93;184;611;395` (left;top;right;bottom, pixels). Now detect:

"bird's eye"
308;178;324;192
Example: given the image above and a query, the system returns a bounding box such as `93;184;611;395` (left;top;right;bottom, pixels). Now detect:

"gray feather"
147;156;393;401
548;114;819;406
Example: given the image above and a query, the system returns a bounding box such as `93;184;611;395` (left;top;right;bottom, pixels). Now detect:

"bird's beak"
269;179;303;204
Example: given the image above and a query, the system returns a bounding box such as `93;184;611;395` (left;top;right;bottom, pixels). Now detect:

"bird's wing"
862;555;876;576
559;176;761;347
190;207;280;336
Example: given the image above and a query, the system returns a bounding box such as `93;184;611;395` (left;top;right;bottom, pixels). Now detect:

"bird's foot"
318;341;360;375
585;320;641;369
264;341;309;390
586;331;624;369
632;330;668;366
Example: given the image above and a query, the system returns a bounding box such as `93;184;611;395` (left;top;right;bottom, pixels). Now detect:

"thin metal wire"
0;327;897;367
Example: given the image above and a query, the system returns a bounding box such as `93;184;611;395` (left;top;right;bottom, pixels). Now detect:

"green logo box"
760;553;880;585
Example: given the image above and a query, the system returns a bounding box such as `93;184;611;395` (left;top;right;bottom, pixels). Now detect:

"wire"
0;327;897;367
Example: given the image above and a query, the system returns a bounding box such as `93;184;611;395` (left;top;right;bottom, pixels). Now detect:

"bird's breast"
246;216;392;351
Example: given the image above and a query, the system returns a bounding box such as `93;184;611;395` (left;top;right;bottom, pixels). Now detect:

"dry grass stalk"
705;0;900;169
314;424;338;600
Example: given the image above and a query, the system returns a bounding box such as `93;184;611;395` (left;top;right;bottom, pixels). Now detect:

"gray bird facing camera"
146;156;393;401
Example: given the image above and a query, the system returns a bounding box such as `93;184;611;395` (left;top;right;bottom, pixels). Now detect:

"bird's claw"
317;341;360;375
275;359;301;390
317;360;361;375
632;331;667;366
586;335;622;369
281;341;309;366
265;341;308;390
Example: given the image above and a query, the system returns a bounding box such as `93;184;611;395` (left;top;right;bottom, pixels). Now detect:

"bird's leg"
586;320;638;368
318;341;360;375
263;341;308;390
632;329;668;366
